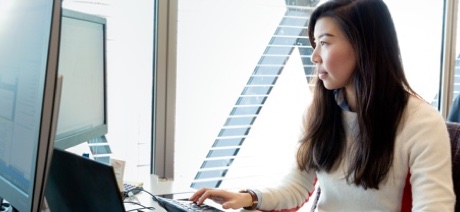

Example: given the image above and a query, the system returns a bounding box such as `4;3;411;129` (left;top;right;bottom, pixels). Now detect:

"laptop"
44;148;126;212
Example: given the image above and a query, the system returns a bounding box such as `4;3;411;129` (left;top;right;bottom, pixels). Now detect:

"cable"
123;187;143;198
123;201;155;212
122;187;167;210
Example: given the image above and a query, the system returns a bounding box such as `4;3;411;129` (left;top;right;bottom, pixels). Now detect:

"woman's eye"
320;41;327;46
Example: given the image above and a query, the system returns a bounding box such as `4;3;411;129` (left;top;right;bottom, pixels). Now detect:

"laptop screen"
45;148;125;212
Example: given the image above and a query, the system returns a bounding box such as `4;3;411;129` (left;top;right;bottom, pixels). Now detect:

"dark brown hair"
296;0;418;189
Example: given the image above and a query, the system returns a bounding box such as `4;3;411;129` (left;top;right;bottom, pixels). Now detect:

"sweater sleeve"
256;164;316;211
401;100;455;211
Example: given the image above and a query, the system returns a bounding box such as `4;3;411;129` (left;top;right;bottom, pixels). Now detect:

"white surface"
123;173;315;211
123;174;252;211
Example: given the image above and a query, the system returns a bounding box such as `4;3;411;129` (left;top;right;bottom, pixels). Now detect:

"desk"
123;175;256;212
125;195;247;212
124;191;252;212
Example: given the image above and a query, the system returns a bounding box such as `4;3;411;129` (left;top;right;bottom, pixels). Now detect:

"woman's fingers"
189;188;218;205
197;189;225;205
189;187;209;202
189;188;247;209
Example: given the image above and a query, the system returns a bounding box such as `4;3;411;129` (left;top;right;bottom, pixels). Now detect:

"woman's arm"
403;100;455;211
188;164;316;211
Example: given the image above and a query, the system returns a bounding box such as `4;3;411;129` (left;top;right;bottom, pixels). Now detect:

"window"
445;0;460;120
62;0;453;202
172;0;317;190
168;0;447;191
384;1;444;105
61;0;153;181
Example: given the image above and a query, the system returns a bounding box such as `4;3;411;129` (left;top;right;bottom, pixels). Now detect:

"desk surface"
123;174;254;211
124;195;247;212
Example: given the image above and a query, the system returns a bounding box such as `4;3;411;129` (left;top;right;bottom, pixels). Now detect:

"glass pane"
175;0;317;191
384;1;444;105
61;0;153;181
447;0;460;121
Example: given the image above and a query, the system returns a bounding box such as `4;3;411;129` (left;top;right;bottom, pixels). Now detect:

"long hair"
296;0;418;189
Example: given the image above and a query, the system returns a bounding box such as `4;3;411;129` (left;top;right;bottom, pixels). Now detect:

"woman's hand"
188;188;253;209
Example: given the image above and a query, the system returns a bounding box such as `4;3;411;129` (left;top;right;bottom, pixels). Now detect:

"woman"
189;0;456;211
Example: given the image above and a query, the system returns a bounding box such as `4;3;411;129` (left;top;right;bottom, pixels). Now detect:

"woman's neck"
344;87;356;112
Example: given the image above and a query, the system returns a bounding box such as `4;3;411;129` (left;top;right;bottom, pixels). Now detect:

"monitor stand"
0;198;44;212
0;198;12;212
40;197;50;212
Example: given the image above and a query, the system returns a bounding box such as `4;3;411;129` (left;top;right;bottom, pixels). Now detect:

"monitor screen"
54;9;108;150
0;0;62;211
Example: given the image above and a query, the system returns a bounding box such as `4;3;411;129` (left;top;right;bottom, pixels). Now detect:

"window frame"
152;0;177;178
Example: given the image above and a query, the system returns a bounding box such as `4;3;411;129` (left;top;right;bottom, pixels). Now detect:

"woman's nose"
311;48;321;64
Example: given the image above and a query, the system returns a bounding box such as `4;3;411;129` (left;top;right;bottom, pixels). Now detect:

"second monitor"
54;9;108;150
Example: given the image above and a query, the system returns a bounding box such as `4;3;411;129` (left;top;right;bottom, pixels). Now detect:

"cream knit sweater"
257;96;455;211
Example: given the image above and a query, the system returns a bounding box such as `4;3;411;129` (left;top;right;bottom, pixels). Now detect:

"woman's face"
311;17;356;91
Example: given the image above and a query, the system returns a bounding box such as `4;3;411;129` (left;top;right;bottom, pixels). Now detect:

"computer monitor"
0;0;62;211
54;9;108;150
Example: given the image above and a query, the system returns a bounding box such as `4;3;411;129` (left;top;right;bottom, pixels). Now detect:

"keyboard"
154;196;224;212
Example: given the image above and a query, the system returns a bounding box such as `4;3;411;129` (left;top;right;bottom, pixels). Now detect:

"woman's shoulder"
400;95;447;134
405;95;441;117
397;96;449;154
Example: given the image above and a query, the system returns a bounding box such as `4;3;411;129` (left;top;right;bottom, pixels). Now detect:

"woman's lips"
318;71;327;80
